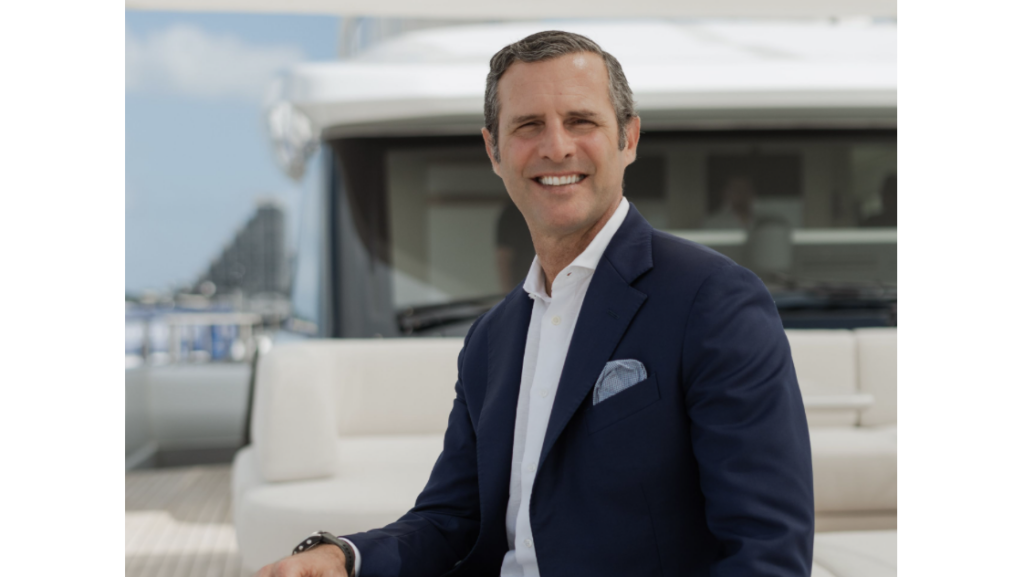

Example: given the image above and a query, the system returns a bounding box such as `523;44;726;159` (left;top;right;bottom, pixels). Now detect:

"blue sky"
125;11;339;294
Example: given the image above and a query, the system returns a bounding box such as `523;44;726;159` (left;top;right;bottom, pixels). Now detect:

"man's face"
482;52;640;240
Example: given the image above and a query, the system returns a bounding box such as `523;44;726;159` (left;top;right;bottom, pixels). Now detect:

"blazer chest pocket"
586;373;660;434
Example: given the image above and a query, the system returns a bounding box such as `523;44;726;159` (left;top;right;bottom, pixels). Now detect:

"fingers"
254;557;299;577
255;558;290;577
255;560;276;577
253;550;348;577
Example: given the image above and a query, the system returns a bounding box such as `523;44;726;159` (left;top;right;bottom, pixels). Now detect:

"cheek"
503;141;534;173
578;137;615;166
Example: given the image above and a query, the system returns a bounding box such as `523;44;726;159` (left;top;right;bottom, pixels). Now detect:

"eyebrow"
508;110;600;126
509;114;543;126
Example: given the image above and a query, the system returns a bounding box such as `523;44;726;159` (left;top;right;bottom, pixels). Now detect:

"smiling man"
259;30;814;577
483;48;638;298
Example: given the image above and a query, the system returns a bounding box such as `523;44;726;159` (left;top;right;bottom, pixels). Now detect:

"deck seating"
232;329;896;575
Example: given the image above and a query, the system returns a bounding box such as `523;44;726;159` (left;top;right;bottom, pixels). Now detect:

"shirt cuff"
338;537;361;577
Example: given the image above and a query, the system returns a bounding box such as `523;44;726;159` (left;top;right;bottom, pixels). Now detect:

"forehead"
496;52;613;121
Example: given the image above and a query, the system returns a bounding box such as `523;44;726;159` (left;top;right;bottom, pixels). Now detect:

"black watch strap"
293;531;355;576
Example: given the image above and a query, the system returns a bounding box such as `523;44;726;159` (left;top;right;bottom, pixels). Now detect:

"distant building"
197;201;289;297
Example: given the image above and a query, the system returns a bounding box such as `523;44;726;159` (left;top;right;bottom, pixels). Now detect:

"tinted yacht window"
326;130;896;337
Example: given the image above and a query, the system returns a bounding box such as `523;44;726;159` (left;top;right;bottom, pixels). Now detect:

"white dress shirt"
344;198;630;577
500;198;630;577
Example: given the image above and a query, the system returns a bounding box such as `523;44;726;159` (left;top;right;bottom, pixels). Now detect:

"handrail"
666;228;897;247
127;312;266;365
802;393;875;411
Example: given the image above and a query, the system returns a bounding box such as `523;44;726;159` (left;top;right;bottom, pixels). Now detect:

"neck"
533;197;621;296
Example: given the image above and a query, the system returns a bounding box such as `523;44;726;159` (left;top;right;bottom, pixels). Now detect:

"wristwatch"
292;530;355;576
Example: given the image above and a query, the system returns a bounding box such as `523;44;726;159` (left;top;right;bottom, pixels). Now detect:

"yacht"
127;19;897;577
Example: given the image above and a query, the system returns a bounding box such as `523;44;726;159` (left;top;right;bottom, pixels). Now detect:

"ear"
623;115;641;166
481;127;501;175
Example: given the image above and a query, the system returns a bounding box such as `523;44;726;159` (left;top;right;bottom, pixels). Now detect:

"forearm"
344;510;477;577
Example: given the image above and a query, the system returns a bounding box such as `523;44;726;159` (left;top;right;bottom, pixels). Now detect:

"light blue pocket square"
592;359;648;405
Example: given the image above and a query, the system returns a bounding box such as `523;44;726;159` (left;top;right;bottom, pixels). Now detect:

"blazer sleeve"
682;263;815;576
342;320;484;577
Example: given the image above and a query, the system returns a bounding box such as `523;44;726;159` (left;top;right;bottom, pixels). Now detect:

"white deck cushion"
814;530;896;577
785;330;859;427
854;328;897;427
249;338;462;482
325;338;462;436
250;343;339;482
810;426;897;512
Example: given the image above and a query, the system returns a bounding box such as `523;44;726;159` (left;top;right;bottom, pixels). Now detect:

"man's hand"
255;544;350;577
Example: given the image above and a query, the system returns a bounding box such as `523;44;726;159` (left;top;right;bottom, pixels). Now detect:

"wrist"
317;541;349;573
293;531;355;576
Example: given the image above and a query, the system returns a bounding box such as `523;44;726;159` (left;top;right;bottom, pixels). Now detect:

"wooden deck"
126;465;247;577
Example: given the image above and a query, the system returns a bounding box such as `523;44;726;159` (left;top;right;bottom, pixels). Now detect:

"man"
705;176;758;230
861;174;897;227
259;30;814;577
495;200;536;293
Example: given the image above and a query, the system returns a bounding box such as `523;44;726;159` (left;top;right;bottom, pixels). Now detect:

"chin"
536;208;595;235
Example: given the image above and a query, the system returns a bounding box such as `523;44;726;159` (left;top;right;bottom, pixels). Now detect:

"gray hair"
484;30;636;162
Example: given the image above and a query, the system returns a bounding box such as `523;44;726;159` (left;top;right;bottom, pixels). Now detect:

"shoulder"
474;287;518;331
650;234;780;343
460;286;521;353
637;231;774;328
645;230;743;289
650;230;734;266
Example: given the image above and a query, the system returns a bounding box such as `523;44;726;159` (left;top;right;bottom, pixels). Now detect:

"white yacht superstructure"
275;20;895;140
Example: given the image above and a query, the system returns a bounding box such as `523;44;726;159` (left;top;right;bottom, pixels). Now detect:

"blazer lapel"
475;289;533;540
539;205;654;469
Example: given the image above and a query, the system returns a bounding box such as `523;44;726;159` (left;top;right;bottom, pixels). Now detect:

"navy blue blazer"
345;205;814;576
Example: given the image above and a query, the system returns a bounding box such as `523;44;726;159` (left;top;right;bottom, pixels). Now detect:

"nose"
538;122;575;162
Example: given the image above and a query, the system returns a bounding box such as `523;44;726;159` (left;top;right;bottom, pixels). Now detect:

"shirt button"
551;316;561;326
540;389;549;398
524;538;533;548
527;462;537;473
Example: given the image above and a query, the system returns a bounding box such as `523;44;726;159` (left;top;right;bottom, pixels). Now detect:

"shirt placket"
515;280;576;575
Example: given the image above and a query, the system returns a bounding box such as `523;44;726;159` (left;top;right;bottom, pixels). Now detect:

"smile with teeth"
536;174;585;186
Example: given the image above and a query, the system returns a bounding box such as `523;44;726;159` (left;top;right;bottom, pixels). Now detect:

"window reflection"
335;130;896;330
387;147;509;309
860;174;897;227
495;201;534;293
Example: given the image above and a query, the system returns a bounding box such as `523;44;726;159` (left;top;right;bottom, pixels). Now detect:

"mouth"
533;174;587;187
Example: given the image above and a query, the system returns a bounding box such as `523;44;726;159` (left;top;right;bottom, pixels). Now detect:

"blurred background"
125;4;896;576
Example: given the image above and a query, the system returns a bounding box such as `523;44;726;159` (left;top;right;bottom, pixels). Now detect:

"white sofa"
787;329;898;532
232;329;896;574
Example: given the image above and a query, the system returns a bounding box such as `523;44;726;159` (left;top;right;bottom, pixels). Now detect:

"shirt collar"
523;197;630;301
